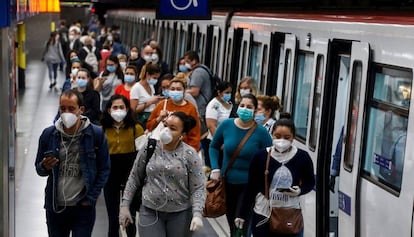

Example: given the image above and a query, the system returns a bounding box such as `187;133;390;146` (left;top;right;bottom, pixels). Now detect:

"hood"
55;115;91;136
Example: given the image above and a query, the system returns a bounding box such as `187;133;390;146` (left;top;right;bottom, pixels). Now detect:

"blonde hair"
117;54;127;61
169;72;187;89
235;76;258;104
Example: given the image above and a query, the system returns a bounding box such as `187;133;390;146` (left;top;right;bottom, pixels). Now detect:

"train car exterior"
107;10;414;237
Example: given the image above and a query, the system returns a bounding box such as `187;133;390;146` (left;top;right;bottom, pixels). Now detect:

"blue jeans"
46;205;96;237
138;206;192;237
46;62;59;81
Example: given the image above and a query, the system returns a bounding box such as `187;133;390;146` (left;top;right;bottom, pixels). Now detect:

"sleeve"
121;141;150;207
114;84;123;95
262;127;273;148
186;148;207;218
146;101;163;131
134;123;145;138
189;69;204;88
129;84;140;100
185;106;201;151
205;100;218;119
299;152;315;195
35;127;53;177
209;120;226;169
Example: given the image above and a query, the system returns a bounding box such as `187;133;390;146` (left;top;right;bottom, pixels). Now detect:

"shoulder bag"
265;152;303;234
203;122;258;218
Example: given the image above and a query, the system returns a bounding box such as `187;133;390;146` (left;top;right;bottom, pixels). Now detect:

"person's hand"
234;218;245;229
189;216;203;231
42;157;59;170
210;169;221;180
283;185;301;197
329;175;336;193
119;206;133;228
158;110;169;122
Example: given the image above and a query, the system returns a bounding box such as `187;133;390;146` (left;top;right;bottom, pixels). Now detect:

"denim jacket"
35;123;110;210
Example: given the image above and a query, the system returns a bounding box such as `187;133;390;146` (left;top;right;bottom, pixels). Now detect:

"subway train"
105;10;414;237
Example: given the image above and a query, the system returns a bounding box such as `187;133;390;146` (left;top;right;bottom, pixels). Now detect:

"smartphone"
43;150;55;158
276;188;291;192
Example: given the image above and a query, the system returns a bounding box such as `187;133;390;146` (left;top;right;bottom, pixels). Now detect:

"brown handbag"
265;153;303;234
203;123;257;218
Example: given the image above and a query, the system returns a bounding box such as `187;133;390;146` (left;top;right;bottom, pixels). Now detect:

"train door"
238;29;252;84
248;31;271;94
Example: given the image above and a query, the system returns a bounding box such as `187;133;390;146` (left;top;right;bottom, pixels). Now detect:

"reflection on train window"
292;52;314;141
344;61;362;171
241;41;248;78
282;49;291;111
309;55;324;150
362;65;412;193
260;44;268;93
250;42;260;88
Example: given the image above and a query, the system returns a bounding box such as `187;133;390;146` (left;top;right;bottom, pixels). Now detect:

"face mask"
237;107;254;122
254;113;266;124
71;68;79;76
110;109;127;122
185;62;192;70
70;56;79;63
143;55;151;63
124;75;135;83
61;112;78;128
130;52;138;58
76;78;88;88
106;65;116;73
107;36;113;41
179;65;189;72
169;90;184;102
160;127;173;144
162;89;169;97
69;35;75;41
240;89;251;97
222;93;231;102
273;139;292;153
151;54;159;64
119;62;127;69
148;78;158;86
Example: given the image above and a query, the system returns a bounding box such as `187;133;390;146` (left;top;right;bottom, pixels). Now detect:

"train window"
250;42;261;88
260;44;269;93
362;65;411;193
343;61;362;171
292;52;314;141
309;55;324;150
241;41;248;79
282;49;291;111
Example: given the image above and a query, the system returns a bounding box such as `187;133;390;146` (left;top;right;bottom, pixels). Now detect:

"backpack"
196;64;222;101
83;46;99;73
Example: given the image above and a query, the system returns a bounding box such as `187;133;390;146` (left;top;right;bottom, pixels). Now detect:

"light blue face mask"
124;75;135;83
106;65;116;73
179;65;189;72
222;93;231;102
254;113;266;124
162;89;169;97
237;107;254;122
169;90;184;102
76;79;88;88
148;78;158;86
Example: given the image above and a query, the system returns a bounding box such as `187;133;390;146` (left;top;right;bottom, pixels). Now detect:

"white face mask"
240;89;251;97
143;55;151;63
151;54;159;64
71;68;79;77
273;139;292;153
110;109;127;122
119;62;127;69
61;112;78;128
130;51;138;58
159;127;173;144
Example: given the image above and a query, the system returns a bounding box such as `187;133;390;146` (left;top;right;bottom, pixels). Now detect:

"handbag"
203;123;258;218
265;152;303;234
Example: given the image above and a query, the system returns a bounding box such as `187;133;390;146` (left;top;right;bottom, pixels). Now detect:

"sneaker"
52;81;56;87
49;82;53;88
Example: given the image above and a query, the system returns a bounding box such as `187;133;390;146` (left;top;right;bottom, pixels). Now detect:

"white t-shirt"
205;97;232;139
130;82;156;112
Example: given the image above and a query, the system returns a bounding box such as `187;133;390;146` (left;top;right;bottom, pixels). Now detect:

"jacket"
35;123;110;210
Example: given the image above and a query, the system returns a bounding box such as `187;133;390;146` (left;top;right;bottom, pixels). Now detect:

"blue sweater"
209;118;272;184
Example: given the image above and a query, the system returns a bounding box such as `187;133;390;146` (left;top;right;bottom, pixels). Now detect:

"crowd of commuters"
35;17;315;237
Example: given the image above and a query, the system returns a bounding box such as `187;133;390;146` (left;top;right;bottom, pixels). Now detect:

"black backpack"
196;64;222;100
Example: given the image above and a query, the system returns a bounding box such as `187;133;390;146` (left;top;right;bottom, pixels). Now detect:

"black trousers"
225;182;251;236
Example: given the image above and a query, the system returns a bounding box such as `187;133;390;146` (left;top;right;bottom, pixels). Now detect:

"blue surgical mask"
148;78;158;86
76;78;88;88
222;93;231;102
237;107;254;122
70;56;80;63
179;65;189;72
254;113;266;124
169;90;184;102
107;36;113;41
162;89;169;97
106;65;116;73
124;75;135;83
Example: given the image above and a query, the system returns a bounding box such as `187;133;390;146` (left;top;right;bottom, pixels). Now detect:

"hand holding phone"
42;151;58;170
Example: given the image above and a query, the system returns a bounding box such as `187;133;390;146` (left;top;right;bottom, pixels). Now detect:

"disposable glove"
283;185;301;197
329;175;336;193
234;218;245;229
210;169;221;180
119;206;133;228
189;216;203;231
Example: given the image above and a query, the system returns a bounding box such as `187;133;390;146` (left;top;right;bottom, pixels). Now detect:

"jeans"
46;205;96;237
46;62;59;81
138;206;192;237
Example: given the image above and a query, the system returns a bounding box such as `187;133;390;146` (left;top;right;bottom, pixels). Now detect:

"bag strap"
163;98;168;110
224;122;258;176
265;151;271;199
140;138;157;183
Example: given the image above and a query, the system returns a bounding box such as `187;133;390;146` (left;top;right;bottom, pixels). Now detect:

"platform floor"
14;13;229;237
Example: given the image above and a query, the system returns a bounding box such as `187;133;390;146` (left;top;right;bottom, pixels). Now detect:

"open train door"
337;41;370;237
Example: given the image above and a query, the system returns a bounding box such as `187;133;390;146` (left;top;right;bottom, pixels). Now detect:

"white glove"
119;206;133;228
210;169;221;180
284;185;301;197
234;218;245;229
189;216;203;231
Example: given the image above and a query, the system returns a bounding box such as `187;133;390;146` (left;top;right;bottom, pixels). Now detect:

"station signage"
157;0;211;20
